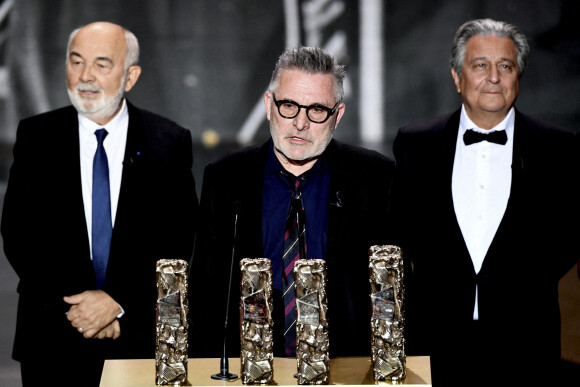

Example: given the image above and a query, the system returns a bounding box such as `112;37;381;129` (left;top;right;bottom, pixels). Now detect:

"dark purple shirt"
262;140;330;289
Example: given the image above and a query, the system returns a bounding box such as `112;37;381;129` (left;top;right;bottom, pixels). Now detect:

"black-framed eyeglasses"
272;93;340;124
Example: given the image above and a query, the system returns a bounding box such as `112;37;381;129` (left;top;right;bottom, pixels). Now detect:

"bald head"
67;22;140;71
66;21;142;125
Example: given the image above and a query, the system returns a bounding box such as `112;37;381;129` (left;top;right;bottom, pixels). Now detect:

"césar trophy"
369;245;406;382
240;258;274;384
294;259;329;385
155;259;189;385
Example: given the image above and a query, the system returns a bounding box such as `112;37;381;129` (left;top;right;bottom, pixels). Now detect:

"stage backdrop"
0;1;579;385
1;0;579;177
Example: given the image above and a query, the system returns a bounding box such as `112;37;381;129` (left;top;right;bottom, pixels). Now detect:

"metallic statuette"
369;245;406;382
294;259;329;385
240;258;274;384
155;259;189;385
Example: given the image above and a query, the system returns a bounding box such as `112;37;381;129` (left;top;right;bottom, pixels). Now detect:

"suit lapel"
239;142;269;258
481;110;528;270
437;112;476;267
112;102;147;241
62;108;91;257
327;140;346;250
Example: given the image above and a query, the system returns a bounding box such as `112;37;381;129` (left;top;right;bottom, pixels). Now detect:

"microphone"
211;200;241;380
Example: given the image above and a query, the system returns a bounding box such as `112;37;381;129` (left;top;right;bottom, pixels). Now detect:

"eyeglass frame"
271;93;340;124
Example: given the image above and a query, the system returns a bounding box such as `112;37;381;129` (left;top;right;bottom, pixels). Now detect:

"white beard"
68;75;126;123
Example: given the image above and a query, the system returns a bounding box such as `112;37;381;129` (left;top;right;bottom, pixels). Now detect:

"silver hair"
450;18;529;78
66;23;140;70
268;46;345;103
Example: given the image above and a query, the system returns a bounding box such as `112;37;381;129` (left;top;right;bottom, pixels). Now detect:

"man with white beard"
1;22;198;387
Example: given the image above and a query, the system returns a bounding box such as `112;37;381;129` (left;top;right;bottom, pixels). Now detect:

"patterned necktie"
282;178;306;356
92;129;112;290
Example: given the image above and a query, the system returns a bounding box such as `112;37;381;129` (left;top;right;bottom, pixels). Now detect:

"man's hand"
64;290;121;339
94;319;121;340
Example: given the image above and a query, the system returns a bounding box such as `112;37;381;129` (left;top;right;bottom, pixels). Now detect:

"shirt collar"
458;104;515;138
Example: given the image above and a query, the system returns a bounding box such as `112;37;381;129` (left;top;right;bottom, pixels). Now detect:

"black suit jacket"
191;139;394;357
389;109;580;383
1;101;198;363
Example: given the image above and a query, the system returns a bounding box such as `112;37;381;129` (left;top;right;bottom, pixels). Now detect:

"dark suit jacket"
1;101;198;363
191;139;394;358
389;109;580;384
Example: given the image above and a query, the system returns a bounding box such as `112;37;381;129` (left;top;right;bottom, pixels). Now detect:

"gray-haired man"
192;46;394;358
389;18;580;385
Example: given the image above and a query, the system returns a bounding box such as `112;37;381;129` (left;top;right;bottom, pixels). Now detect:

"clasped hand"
64;290;121;340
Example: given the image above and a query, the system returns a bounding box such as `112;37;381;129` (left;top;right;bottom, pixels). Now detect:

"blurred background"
0;0;579;385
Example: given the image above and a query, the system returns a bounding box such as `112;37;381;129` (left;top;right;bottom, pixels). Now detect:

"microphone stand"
211;203;240;380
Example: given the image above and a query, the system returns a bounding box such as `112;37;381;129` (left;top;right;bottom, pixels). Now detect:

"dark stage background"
0;1;579;385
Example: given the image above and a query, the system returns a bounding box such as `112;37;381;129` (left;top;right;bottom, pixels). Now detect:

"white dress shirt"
79;99;129;259
451;105;514;320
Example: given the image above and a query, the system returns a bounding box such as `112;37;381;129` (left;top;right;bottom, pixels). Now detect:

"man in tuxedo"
192;47;393;358
1;22;198;386
389;19;580;385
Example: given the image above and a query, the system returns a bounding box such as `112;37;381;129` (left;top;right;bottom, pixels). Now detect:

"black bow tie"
463;129;508;145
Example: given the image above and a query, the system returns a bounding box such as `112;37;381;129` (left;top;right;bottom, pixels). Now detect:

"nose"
80;65;95;83
293;108;310;131
487;66;500;84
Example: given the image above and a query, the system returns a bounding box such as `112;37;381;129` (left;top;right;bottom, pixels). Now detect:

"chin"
287;153;308;162
81;102;99;112
478;102;507;112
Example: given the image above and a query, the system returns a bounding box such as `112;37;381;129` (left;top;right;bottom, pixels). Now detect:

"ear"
333;103;346;130
264;91;272;121
124;65;142;92
451;68;461;94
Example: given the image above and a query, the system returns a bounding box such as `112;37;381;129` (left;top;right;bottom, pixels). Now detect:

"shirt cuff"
117;304;125;319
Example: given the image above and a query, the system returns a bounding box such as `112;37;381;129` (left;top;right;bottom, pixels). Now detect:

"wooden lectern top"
100;356;431;386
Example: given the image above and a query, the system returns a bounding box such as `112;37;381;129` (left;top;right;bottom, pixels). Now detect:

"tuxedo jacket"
389;109;580;381
1;101;198;362
191;139;394;357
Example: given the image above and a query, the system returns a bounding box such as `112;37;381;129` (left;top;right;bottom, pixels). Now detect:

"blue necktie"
92;129;112;289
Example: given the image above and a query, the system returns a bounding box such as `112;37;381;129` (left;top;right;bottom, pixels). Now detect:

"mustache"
76;83;102;93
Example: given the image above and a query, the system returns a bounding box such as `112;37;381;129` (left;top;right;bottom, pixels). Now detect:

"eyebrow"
471;56;516;64
274;94;332;108
69;51;114;65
